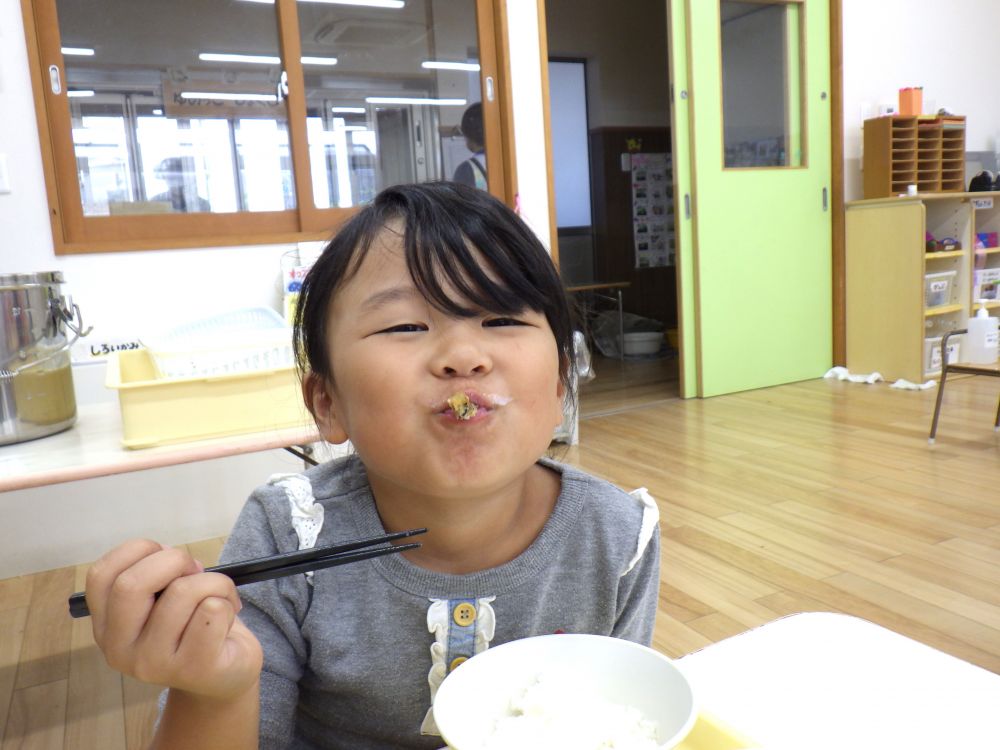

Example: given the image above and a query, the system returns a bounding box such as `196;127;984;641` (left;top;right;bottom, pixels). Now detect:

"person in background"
452;102;487;190
151;157;211;213
83;182;660;749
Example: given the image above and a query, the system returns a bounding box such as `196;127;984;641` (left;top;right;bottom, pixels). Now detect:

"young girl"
85;182;660;749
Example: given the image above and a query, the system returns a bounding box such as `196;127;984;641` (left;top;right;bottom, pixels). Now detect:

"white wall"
0;0;549;576
842;0;1000;201
545;0;669;129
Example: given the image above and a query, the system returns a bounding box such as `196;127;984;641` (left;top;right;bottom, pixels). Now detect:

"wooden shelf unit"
844;192;1000;381
863;115;966;199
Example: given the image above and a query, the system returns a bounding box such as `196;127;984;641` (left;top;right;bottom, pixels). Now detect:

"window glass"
720;1;803;168
55;0;294;215
296;0;487;208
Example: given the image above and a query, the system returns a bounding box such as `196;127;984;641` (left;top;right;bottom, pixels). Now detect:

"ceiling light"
332;106;366;113
67;90;95;98
422;61;480;72
302;0;404;6
180;91;279;102
238;0;404;7
200;52;280;65
61;47;95;56
301;56;339;66
366;96;466;106
152;109;163;115
200;52;338;66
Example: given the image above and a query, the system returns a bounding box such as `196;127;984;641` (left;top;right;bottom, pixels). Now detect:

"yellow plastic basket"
106;349;312;449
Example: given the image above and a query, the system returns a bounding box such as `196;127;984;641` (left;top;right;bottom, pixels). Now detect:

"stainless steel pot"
0;271;91;446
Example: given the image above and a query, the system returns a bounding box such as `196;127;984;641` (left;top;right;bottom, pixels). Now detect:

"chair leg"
928;366;950;443
994;393;1000;431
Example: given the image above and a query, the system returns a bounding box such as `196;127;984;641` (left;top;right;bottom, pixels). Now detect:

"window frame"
717;0;808;171
20;0;516;254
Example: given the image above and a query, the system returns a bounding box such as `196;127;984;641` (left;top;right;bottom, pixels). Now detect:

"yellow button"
453;602;477;627
449;656;468;671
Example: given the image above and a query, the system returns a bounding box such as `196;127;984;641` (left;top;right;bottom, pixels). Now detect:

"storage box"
973;268;1000;301
924;334;962;374
143;307;294;379
924;270;957;307
106;349;311;449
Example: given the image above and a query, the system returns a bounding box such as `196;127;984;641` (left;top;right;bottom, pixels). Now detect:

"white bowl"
433;634;697;749
623;332;664;356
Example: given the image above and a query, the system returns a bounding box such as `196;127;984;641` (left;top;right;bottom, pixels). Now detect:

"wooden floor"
3;365;1000;748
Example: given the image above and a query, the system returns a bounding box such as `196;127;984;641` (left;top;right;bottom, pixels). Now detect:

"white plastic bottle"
965;301;999;364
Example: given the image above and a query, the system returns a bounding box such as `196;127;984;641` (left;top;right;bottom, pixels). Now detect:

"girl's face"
308;231;566;501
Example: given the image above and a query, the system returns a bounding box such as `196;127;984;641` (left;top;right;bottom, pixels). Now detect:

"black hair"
293;181;575;396
460;103;484;148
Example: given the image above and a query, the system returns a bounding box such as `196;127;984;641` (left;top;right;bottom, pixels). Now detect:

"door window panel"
720;1;804;168
295;0;487;208
55;0;294;215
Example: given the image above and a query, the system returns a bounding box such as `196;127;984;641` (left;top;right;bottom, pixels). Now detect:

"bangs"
359;185;550;318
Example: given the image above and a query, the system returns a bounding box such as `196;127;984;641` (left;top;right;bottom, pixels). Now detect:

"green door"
669;0;832;397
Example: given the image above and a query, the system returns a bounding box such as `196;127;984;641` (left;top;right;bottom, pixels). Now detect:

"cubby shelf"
863;115;966;199
847;192;999;382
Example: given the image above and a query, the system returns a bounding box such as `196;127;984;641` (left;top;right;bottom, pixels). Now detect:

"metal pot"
0;271;91;446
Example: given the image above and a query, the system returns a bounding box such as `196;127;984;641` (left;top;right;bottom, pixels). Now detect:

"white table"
679;612;1000;749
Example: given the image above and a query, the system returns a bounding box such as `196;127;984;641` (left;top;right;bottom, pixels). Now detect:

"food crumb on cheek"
447;392;477;420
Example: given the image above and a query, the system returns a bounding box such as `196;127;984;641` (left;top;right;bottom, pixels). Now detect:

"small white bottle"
965;300;999;364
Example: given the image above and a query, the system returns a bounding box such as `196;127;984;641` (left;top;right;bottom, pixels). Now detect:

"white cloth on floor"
890;378;937;390
823;366;883;384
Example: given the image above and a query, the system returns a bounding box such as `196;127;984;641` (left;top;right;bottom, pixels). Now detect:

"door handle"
684;193;691;219
822;187;828;211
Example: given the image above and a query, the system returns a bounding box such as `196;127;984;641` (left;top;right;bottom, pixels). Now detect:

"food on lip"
447;392;478;420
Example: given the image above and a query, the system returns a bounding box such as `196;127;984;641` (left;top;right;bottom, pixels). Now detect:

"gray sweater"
218;455;660;749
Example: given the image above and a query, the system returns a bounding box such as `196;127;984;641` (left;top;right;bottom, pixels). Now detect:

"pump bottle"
965;300;999;364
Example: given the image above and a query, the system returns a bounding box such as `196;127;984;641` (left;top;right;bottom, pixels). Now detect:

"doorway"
544;0;679;416
544;0;839;402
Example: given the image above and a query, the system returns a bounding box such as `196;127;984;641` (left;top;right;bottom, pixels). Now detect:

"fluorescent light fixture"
238;0;404;6
303;0;404;6
301;56;338;66
422;61;480;72
332;106;366;113
200;52;280;64
200;52;337;66
67;90;95;98
366;96;466;106
180;91;278;102
61;47;95;56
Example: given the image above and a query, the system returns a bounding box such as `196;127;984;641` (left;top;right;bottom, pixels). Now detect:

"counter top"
0;401;320;492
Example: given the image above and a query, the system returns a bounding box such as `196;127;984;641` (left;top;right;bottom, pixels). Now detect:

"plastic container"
923;335;962;374
923;270;957;308
973;268;1000;301
142;307;294;378
623;331;663;356
106;349;311;449
965;302;999;364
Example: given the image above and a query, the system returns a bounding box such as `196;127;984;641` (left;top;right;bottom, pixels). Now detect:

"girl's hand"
85;539;263;700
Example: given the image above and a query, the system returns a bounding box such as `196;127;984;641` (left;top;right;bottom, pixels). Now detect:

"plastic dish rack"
143;307;294;378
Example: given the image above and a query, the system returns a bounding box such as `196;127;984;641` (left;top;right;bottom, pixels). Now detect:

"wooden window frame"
20;0;516;255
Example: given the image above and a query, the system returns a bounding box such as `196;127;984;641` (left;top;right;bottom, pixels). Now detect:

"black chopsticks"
68;528;426;619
